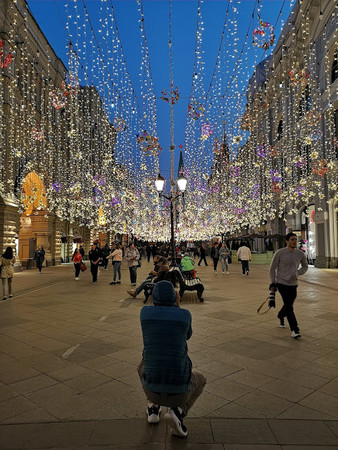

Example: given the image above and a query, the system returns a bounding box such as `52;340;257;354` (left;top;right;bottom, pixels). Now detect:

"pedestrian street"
0;260;338;449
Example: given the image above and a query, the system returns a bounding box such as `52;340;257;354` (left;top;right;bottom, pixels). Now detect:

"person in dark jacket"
197;244;208;266
34;245;45;273
138;281;206;437
88;244;101;283
210;242;220;273
101;243;110;270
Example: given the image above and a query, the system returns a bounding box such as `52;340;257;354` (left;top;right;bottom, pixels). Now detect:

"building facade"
0;0;116;268
242;0;337;267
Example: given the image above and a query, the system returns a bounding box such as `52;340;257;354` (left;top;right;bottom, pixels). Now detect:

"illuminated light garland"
0;38;13;68
252;19;275;50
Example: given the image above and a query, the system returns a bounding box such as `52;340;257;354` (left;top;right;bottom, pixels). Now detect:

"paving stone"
0;423;38;449
211;418;277;444
258;379;312;402
205;377;253;401
9;374;57;395
0;395;37;422
90;419;158;445
269;419;338;445
299;391;338;418
235;391;293;418
26;421;95;448
276;404;337;420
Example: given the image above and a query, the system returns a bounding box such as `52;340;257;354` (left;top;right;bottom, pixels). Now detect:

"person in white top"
108;243;123;285
237;243;251;275
269;232;308;339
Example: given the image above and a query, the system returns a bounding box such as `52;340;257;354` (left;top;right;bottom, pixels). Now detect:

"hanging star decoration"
188;100;205;120
113;117;127;132
31;125;44;141
161;86;180;104
201;122;214;140
49;74;79;110
289;66;310;86
313;159;330;177
253;19;275;50
0;39;13;68
136;130;162;156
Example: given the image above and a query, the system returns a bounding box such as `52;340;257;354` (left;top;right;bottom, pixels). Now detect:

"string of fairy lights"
0;0;336;243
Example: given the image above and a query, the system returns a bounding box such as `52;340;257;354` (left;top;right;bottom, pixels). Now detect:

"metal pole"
170;196;176;266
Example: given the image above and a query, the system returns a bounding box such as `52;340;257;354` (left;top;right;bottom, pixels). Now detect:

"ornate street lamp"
155;173;187;266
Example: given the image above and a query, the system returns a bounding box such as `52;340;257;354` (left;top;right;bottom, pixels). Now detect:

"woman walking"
72;248;82;280
1;247;15;300
219;242;230;275
210;242;220;273
125;242;140;286
108;243;122;285
34;245;45;273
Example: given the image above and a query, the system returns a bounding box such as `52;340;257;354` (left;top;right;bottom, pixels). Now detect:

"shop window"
332;49;338;84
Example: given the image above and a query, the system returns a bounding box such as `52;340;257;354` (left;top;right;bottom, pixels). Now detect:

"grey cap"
152;280;177;306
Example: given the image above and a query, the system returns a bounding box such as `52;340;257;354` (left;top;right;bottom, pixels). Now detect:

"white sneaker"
164;408;188;437
147;405;161;423
75;277;79;280
226;271;229;274
291;331;301;339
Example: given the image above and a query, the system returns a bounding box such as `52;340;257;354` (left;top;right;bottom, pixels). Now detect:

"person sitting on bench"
127;255;169;299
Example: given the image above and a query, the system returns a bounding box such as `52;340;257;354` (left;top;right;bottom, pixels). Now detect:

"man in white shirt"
237;243;252;275
269;232;308;338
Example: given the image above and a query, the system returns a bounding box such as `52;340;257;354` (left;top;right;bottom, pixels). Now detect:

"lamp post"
155;173;187;266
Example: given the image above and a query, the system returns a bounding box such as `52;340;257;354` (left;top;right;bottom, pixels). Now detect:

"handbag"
80;262;87;272
138;259;142;268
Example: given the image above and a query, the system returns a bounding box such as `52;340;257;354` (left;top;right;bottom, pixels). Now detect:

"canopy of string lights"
1;0;336;243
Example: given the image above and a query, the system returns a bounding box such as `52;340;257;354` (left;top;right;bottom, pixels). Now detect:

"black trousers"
91;263;98;282
129;266;137;284
198;256;208;266
74;263;81;278
277;283;299;332
241;260;249;274
212;257;219;271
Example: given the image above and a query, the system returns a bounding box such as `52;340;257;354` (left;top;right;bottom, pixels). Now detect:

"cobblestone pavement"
0;259;337;449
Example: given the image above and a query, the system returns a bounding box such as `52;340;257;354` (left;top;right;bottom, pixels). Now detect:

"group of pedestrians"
0;232;310;438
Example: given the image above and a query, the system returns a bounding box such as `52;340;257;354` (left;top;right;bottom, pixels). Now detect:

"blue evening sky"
27;0;294;177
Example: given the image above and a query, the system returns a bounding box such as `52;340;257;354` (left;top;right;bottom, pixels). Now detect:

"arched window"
332;49;338;84
277;119;283;141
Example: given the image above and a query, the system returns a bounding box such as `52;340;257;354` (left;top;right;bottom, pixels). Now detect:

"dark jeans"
212;257;219;271
198;256;208;266
74;263;81;278
241;260;249;274
277;283;299;332
113;261;121;281
129;266;137;284
91;263;98;282
36;261;43;272
103;257;108;269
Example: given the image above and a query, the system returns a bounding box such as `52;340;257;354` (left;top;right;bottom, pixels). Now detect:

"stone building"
242;0;337;268
0;0;116;269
